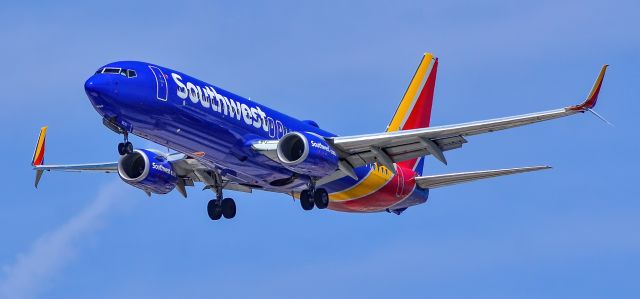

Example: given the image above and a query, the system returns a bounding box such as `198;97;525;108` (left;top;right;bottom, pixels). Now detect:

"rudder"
386;53;438;174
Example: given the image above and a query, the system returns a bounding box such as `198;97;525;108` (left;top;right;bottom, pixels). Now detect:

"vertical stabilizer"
386;53;438;174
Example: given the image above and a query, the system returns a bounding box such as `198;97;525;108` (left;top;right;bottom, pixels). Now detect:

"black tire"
124;142;134;154
221;198;236;219
207;200;222;220
300;190;314;211
117;143;126;155
314;188;329;209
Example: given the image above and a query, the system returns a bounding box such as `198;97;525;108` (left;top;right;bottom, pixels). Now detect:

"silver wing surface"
328;65;608;172
31;134;253;196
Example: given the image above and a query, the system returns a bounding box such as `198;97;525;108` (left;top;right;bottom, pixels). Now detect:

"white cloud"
0;180;127;299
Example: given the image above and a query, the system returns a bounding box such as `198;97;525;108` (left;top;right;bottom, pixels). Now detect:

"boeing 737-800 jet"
31;53;608;220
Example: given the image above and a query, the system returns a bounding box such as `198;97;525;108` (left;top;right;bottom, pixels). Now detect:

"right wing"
328;65;609;172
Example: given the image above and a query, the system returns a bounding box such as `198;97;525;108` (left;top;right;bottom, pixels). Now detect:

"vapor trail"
0;181;127;299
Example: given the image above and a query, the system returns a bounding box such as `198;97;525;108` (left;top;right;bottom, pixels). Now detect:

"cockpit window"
96;67;137;78
102;67;121;74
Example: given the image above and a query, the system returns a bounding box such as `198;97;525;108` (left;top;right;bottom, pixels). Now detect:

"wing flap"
415;166;551;189
342;135;466;167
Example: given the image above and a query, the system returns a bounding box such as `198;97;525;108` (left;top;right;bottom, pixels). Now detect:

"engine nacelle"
276;131;339;178
118;149;178;194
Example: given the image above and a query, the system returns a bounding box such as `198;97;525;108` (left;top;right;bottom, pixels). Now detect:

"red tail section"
386;53;438;174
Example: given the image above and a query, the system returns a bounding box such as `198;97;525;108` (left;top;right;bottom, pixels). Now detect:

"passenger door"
148;65;168;101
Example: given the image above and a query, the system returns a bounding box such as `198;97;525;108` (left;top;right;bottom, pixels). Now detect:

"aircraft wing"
32;154;253;196
328;65;608;171
31;127;253;195
33;163;118;172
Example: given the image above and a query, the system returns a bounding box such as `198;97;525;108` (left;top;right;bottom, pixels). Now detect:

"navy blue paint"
85;61;429;209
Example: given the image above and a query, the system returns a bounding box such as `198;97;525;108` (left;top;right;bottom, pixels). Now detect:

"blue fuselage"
84;61;428;212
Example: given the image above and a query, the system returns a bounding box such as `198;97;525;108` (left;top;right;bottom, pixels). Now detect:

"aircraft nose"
84;74;113;96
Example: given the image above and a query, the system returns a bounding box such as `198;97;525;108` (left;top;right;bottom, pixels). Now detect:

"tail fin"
32;126;47;188
387;53;438;174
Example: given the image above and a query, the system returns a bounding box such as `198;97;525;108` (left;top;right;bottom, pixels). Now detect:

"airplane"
31;53;608;221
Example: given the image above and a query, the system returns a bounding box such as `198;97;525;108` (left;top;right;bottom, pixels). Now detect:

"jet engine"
118;149;177;194
276;131;339;177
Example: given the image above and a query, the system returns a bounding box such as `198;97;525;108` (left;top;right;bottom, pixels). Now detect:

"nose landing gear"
117;142;133;155
117;132;133;155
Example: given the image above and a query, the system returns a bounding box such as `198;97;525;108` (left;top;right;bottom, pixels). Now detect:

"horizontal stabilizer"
415;166;551;189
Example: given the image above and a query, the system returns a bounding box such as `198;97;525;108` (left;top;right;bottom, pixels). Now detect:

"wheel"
300;190;314;211
117;143;126;155
124;141;134;154
314;188;329;209
207;199;222;220
221;198;236;219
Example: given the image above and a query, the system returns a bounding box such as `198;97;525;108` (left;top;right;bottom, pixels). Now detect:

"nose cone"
84;75;112;97
84;74;121;117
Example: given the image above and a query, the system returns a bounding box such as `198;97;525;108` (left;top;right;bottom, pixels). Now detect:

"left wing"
31;126;119;187
31;127;253;195
328;65;609;171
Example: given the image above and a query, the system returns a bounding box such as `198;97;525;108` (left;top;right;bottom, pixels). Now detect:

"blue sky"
1;0;639;298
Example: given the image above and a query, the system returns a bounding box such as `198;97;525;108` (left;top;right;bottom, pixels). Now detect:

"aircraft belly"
125;102;298;188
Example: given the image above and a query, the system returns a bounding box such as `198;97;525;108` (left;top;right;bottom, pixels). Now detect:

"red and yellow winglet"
568;64;609;111
32;126;48;188
32;126;48;166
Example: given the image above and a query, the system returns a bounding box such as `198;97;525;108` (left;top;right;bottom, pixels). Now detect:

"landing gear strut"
117;132;133;155
299;181;329;211
206;173;236;221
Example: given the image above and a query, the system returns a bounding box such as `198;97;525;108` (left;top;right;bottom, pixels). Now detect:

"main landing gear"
207;177;236;221
207;197;236;220
299;184;329;211
117;132;133;155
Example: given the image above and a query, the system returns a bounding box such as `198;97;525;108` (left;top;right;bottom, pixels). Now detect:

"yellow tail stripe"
329;167;393;201
330;54;435;200
387;53;434;132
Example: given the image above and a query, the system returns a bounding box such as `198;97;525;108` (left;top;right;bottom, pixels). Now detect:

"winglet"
568;65;609;111
32;126;47;188
32;126;47;166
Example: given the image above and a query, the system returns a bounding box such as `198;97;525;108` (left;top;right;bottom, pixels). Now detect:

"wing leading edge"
329;65;609;169
31;126;120;187
30;128;253;195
